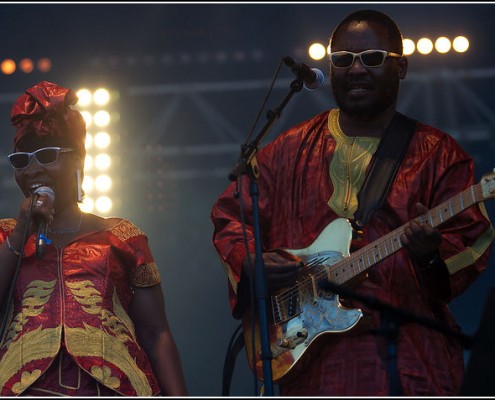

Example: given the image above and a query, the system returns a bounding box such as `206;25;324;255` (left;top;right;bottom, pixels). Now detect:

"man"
210;9;494;396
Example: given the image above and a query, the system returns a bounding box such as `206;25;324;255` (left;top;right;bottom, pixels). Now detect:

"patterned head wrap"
11;81;86;158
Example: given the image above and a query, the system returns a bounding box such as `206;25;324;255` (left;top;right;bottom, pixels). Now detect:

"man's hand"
400;202;442;266
243;250;303;293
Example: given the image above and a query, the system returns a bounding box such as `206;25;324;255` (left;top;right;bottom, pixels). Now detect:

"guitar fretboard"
326;183;482;284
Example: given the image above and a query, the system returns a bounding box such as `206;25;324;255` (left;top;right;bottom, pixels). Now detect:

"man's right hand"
243;250;304;293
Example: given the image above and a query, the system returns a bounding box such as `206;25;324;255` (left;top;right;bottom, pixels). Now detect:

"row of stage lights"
309;36;470;60
1;36;471;75
0;58;52;75
74;88;117;215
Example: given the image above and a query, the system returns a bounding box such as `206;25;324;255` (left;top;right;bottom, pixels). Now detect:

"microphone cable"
0;196;36;343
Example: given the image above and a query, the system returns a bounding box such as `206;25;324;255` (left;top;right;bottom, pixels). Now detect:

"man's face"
330;20;407;118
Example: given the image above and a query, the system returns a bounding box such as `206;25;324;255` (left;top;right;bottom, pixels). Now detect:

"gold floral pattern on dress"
65;324;152;396
65;280;102;314
12;369;42;394
64;280;152;395
2;280;56;350
0;326;62;393
90;365;120;389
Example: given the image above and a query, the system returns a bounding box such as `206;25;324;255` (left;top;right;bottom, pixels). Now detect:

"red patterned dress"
0;218;162;396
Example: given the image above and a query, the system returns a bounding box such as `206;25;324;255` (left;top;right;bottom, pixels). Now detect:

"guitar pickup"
278;329;308;349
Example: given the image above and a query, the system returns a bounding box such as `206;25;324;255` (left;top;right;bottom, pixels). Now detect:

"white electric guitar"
242;171;495;383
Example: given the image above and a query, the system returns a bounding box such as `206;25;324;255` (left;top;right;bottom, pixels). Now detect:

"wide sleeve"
424;134;494;301
109;219;162;288
210;147;279;318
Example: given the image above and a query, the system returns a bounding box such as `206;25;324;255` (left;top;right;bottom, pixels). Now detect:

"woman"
0;81;188;396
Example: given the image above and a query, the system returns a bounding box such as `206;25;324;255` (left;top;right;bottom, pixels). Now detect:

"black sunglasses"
7;147;74;169
329;49;402;68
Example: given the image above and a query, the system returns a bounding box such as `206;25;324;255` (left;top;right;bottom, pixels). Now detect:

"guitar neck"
325;182;484;285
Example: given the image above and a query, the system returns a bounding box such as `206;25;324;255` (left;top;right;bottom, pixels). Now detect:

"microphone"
33;186;55;260
283;56;325;90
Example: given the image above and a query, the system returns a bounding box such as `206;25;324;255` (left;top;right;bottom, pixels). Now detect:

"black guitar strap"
354;112;417;228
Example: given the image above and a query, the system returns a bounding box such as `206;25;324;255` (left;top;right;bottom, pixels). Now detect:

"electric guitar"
242;171;495;383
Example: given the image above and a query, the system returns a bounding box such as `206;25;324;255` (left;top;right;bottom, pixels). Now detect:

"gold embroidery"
110;288;137;342
0;218;16;232
446;223;495;274
110;219;146;242
90;365;120;389
12;369;42;394
65;280;102;314
0;326;62;393
2;280;56;349
131;262;161;287
327;109;380;218
65;324;152;396
65;281;149;395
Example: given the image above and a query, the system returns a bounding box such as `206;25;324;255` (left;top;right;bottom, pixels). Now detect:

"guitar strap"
354;112;417;228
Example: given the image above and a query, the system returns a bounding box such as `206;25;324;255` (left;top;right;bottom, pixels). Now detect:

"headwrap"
11;81;86;158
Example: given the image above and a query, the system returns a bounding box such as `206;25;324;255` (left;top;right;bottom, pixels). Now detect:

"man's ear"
398;56;408;80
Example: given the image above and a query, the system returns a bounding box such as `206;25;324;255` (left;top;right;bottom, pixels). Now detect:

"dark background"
1;2;495;396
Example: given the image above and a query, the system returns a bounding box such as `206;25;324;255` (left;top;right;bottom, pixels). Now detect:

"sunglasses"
329;49;402;68
7;147;74;169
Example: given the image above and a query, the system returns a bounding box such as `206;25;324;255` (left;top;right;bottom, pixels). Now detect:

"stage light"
84;154;94;171
93;110;110;127
76;86;118;215
1;59;16;75
85;133;93;150
309;43;327;60
95;196;113;213
95;153;111;171
453;36;469;53
435;37;452;54
95;174;112;192
37;58;52;73
79;196;94;213
93;88;110;106
80;111;93;128
94;131;111;149
417;38;434;55
19;58;34;73
82;176;94;194
77;89;92;107
403;39;416;56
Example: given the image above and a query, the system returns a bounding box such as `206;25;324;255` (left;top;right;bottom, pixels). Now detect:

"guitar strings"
271;184;481;321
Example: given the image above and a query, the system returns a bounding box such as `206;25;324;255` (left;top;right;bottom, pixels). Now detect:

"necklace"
48;212;83;234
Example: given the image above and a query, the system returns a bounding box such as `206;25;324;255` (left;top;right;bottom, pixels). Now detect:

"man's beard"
331;80;400;119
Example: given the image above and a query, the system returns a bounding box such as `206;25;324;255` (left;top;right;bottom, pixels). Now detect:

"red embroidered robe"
210;109;494;396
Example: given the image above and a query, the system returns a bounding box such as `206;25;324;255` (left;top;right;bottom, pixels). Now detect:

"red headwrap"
11;81;86;157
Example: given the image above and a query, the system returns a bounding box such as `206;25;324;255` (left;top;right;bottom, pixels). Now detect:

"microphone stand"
229;78;305;396
319;279;473;396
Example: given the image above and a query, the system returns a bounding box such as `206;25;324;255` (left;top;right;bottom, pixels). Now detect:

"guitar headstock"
481;170;495;200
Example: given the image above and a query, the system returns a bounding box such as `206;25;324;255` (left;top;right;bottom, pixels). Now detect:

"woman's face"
11;134;82;209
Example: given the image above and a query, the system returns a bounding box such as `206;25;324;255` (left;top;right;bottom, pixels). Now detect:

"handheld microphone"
33;186;55;260
283;56;325;90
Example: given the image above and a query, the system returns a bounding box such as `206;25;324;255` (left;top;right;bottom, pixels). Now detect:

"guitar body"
240;171;495;383
242;218;363;383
